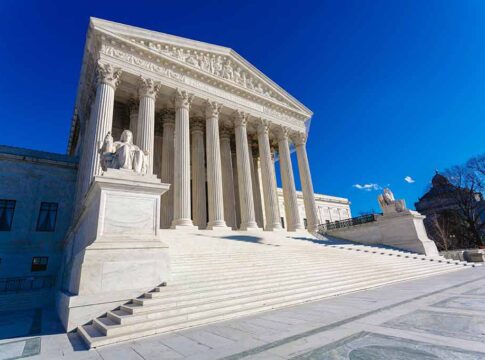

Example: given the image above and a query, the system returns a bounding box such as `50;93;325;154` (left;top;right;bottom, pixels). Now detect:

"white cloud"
352;183;381;191
404;176;415;184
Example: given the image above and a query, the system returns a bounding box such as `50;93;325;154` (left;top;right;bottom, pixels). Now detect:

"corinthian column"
136;76;160;175
293;132;319;232
249;141;264;228
257;120;282;231
82;62;122;197
205;101;228;229
128;99;138;141
191;118;207;229
278;127;304;231
160;109;175;229
233;111;259;230
171;89;195;228
220;127;237;229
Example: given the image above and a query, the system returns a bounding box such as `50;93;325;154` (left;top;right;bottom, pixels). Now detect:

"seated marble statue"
100;130;148;175
378;188;406;214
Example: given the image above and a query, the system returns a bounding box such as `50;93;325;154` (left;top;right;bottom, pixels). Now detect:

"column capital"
160;108;175;126
233;110;249;127
173;88;194;110
205;100;223;119
96;62;122;89
292;131;307;145
138;76;161;99
191;117;205;134
128;98;139;112
256;119;271;135
276;126;290;141
220;126;232;140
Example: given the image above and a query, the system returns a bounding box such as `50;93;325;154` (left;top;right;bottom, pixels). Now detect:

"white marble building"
0;18;353;327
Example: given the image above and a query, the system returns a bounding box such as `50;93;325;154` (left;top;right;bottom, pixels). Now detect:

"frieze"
123;37;298;110
100;43;305;130
101;44;185;82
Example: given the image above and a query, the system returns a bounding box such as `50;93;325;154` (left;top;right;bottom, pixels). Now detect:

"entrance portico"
70;17;318;233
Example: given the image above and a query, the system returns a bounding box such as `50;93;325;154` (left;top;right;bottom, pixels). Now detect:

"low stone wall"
327;211;440;257
441;249;485;262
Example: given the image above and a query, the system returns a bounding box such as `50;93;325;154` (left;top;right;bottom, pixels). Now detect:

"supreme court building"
0;18;351;333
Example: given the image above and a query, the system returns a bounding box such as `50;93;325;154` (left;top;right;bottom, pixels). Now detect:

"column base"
207;220;231;230
265;224;284;231
239;222;261;231
171;218;197;229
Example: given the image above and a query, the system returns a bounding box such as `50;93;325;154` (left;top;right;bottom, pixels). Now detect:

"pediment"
90;18;312;119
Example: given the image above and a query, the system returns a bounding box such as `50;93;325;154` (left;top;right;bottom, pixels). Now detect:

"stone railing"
317;214;379;234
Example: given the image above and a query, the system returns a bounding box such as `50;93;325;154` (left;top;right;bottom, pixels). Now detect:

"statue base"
328;210;440;257
57;169;170;331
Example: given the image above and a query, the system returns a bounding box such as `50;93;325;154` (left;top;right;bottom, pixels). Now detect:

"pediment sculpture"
100;130;148;175
378;188;407;214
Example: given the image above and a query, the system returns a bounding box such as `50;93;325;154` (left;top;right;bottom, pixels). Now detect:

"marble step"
137;262;454;308
79;266;458;347
170;258;455;282
117;262;453;320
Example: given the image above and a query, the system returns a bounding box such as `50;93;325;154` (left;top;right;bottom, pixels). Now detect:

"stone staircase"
77;230;474;348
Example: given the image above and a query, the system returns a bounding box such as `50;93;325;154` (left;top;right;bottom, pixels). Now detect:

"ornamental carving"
138;76;161;98
205;100;223;119
96;62;122;89
101;44;185;82
173;88;194;109
292;132;307;145
160;108;175;126
122;37;296;109
257;119;270;135
191;118;205;133
233;110;248;127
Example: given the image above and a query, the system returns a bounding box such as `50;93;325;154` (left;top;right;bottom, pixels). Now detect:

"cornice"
90;18;312;117
91;27;311;123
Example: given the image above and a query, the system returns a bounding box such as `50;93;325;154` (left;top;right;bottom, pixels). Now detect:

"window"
36;202;58;232
281;217;285;228
31;257;48;272
0;199;16;231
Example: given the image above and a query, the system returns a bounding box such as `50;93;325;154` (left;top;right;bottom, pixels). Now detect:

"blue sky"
0;0;484;215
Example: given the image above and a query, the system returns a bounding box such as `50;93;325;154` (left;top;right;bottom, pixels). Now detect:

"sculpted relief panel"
100;43;306;131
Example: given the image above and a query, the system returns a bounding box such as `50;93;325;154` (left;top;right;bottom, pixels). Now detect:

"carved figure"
100;130;148;175
222;59;234;80
378;188;406;214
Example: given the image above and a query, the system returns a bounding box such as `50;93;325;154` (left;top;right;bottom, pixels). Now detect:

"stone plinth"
57;169;170;331
328;210;440;257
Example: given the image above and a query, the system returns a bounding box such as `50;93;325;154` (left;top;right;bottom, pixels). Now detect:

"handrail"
0;275;56;293
317;214;379;234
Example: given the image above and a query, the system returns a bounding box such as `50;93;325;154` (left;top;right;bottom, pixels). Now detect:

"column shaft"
205;101;228;229
160;110;175;229
191;120;207;229
220;129;237;229
232;151;241;229
294;133;319;232
172;89;195;228
257;121;282;231
136;77;160;175
278;128;304;231
250;151;264;228
234;112;259;230
81;63;121;198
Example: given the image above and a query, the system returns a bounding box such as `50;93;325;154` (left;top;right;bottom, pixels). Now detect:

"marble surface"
289;332;483;360
1;267;485;359
433;295;485;312
384;309;485;342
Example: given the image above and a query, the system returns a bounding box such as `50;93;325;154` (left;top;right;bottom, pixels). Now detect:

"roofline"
89;17;313;116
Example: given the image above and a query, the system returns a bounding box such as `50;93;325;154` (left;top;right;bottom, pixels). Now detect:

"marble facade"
68;17;322;234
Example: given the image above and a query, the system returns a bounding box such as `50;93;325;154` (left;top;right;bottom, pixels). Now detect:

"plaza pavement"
1;266;485;359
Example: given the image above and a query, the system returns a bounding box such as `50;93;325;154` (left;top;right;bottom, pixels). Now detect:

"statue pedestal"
376;210;440;257
57;169;170;331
